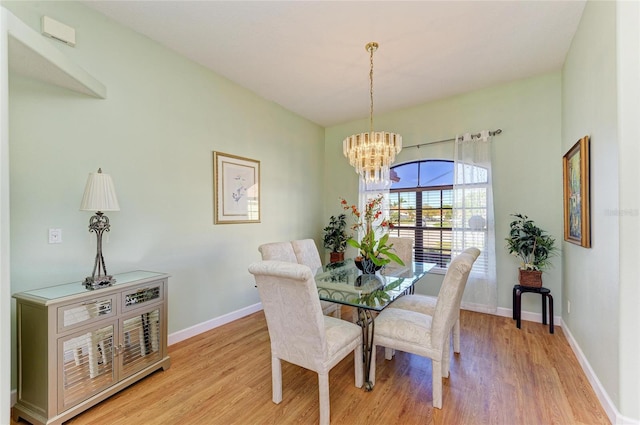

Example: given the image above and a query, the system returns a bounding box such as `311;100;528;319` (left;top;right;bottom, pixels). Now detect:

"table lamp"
80;168;120;289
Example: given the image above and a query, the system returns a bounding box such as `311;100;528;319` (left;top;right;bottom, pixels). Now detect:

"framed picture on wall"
213;151;260;224
562;135;590;247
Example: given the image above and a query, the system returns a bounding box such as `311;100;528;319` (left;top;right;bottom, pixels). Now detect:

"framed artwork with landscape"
562;136;590;247
213;151;260;224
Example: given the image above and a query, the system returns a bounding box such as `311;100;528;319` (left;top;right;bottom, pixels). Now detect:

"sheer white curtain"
452;131;497;313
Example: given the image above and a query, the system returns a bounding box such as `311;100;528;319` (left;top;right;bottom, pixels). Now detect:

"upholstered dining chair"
258;241;340;318
291;239;341;318
370;248;480;409
386;237;413;277
248;260;363;425
390;247;480;353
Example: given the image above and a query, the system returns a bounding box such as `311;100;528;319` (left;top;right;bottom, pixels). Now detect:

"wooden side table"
512;284;554;334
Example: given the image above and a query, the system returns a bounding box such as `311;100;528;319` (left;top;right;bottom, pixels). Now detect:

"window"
388;160;488;270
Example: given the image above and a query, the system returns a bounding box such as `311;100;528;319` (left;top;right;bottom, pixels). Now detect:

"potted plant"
322;213;349;263
505;213;558;287
340;195;404;273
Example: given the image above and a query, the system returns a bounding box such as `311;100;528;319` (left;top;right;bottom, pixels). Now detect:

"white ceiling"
83;1;586;127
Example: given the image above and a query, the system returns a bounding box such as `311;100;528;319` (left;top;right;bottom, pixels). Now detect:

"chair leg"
453;316;461;353
384;347;394;360
432;359;443;409
335;306;341;320
442;334;451;378
354;343;364;388
318;372;330;425
271;356;282;404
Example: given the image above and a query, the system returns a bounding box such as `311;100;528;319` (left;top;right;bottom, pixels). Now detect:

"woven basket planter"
329;252;345;263
519;269;543;288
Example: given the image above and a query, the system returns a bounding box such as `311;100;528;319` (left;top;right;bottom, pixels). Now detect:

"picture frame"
562;136;590;247
213;151;260;224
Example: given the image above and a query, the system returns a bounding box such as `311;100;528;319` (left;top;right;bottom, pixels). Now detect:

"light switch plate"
48;228;62;244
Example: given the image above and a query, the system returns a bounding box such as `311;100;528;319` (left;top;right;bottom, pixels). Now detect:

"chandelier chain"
369;45;374;134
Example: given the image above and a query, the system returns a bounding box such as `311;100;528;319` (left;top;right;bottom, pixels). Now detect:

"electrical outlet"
567;300;571;314
48;228;62;244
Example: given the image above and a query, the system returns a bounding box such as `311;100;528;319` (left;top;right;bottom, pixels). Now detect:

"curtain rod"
404;128;502;149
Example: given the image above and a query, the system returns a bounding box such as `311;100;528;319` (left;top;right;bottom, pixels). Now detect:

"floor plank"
12;309;610;425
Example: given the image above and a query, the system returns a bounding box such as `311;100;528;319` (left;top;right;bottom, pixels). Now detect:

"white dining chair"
291;239;341;318
248;260;363;425
390;247;480;354
371;248;480;409
391;247;480;353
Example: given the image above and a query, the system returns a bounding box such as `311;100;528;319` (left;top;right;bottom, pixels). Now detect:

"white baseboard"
562;323;638;425
167;302;262;346
494;306;562;327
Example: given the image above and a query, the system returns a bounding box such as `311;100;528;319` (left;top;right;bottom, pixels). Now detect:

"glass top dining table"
314;258;436;311
314;258;436;390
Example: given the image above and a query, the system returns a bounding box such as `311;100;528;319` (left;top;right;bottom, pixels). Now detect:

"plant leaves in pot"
505;213;558;288
322;214;349;263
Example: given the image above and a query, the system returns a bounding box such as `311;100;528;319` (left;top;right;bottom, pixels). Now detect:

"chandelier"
343;42;402;184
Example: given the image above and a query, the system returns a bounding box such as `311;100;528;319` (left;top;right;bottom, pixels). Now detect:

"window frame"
388;159;489;274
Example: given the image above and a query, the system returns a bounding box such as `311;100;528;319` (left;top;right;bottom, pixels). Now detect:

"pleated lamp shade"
80;168;120;212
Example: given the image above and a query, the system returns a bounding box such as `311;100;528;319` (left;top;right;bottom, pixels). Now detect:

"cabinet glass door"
59;323;115;411
120;308;162;378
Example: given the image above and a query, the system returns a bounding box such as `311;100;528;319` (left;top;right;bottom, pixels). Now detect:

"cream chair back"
291;239;323;274
258;242;298;263
387;237;413;267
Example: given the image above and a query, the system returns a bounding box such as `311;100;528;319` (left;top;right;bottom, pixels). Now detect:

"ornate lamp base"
83;211;116;290
83;274;116;290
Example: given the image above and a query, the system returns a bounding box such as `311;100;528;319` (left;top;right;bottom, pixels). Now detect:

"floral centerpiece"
340;194;404;273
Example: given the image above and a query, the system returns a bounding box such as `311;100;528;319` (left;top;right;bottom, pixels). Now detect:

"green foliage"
346;233;404;267
505;213;558;271
355;279;404;307
322;214;349;253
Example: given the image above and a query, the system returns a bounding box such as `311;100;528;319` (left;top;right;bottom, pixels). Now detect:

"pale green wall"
4;1;324;388
325;73;563;312
6;1;637;420
562;0;621;413
616;1;640;419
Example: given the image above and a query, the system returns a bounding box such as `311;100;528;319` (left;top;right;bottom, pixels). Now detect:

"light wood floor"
13;309;609;425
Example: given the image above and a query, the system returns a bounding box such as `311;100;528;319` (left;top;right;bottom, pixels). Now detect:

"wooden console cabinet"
12;271;171;425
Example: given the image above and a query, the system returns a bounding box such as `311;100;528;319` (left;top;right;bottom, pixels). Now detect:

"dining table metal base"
357;307;376;391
